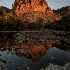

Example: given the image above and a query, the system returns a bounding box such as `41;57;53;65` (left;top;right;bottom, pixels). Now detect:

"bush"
44;14;70;31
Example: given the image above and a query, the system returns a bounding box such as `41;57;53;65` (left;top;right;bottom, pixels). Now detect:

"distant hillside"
53;6;70;16
0;6;12;13
0;6;12;20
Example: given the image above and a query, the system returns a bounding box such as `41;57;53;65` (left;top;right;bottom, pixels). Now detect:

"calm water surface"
0;30;70;70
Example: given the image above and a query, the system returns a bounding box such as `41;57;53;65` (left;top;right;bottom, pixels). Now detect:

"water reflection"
0;37;53;61
0;30;70;70
53;40;70;52
15;40;53;61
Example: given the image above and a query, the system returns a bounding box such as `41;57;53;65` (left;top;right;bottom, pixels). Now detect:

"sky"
0;0;70;10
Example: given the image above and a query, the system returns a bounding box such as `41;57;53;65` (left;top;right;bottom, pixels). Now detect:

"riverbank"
40;63;70;70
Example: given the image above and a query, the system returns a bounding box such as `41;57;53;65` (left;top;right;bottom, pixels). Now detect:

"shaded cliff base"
0;5;70;31
44;14;70;31
0;14;70;31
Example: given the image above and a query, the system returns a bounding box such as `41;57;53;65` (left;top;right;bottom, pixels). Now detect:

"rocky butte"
12;0;60;22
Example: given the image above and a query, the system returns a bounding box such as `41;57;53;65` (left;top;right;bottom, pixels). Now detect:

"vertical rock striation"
12;0;60;22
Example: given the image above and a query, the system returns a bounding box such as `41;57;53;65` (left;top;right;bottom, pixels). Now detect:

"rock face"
12;0;60;22
12;0;51;15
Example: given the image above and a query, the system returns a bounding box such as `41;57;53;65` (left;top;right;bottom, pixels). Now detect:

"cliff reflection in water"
15;40;53;61
0;31;70;61
0;38;53;61
0;31;70;70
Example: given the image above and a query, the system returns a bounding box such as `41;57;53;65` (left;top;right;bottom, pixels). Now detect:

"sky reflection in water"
0;30;70;70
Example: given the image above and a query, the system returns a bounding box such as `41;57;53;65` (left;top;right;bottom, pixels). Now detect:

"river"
0;29;70;70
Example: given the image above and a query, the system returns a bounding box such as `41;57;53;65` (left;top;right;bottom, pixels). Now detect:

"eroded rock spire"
12;0;60;22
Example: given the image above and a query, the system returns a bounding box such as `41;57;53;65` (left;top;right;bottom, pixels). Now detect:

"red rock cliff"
12;0;60;22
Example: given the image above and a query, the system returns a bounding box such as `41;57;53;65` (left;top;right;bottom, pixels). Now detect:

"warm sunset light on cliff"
0;0;70;10
0;0;70;70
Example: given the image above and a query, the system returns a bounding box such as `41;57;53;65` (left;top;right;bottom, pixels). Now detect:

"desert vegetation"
44;14;70;31
0;8;70;31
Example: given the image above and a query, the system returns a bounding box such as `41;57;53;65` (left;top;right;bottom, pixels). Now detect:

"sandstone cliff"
12;0;60;22
12;0;50;15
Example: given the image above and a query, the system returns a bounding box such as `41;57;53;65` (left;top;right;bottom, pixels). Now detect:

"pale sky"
0;0;70;10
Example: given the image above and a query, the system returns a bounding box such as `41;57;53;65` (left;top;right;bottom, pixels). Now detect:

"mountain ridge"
0;0;70;23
